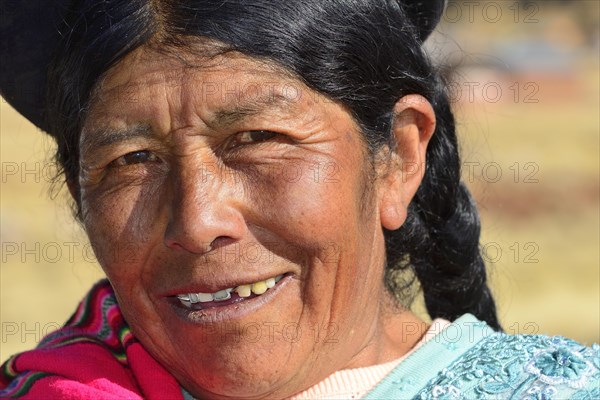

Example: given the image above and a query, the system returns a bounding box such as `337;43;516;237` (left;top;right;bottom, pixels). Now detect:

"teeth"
213;289;231;301
184;292;214;303
199;293;214;303
251;281;268;295
177;274;284;307
177;294;190;301
236;284;252;298
180;299;192;308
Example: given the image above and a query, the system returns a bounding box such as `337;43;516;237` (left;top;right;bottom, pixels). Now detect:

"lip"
161;272;289;296
164;273;293;324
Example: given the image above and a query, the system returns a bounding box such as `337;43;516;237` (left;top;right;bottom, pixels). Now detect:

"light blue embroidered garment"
364;314;600;399
182;314;599;399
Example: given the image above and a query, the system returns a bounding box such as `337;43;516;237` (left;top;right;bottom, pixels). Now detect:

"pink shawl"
0;280;183;399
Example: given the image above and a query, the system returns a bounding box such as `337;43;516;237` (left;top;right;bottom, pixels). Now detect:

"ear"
379;94;436;231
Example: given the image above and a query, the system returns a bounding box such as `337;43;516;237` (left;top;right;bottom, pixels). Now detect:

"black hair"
45;0;501;330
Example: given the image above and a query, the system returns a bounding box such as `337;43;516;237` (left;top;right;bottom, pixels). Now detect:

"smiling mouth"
175;274;284;310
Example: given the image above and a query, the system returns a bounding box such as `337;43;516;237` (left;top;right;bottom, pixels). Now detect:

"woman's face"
79;46;395;399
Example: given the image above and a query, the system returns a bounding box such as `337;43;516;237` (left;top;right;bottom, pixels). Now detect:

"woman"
0;1;597;399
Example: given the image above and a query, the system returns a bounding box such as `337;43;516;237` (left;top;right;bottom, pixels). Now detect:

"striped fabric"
0;279;182;399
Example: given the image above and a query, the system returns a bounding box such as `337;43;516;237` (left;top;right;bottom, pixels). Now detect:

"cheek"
251;159;376;296
245;157;366;242
80;177;166;274
81;185;170;345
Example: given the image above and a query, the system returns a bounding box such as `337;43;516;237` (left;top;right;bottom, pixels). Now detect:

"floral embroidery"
523;384;557;400
416;333;599;399
422;384;461;399
525;346;594;388
479;360;522;394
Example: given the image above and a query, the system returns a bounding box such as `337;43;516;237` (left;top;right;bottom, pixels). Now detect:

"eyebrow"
81;92;298;152
80;124;154;157
211;92;297;127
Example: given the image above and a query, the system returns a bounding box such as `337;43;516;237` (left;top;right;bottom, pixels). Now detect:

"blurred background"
1;0;599;361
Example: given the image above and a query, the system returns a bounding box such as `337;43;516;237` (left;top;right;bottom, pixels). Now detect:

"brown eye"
112;150;160;167
235;130;278;145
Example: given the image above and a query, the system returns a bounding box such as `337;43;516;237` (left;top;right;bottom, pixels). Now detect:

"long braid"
384;74;502;330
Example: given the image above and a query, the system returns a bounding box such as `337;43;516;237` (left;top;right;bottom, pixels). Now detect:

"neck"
342;294;429;369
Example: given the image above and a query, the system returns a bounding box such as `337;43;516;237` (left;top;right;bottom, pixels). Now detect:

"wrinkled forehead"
83;44;329;130
79;43;356;155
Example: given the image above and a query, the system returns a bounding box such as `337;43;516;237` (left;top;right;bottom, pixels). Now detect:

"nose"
164;162;246;254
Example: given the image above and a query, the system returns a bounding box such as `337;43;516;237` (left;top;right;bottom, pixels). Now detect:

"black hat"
0;0;447;134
